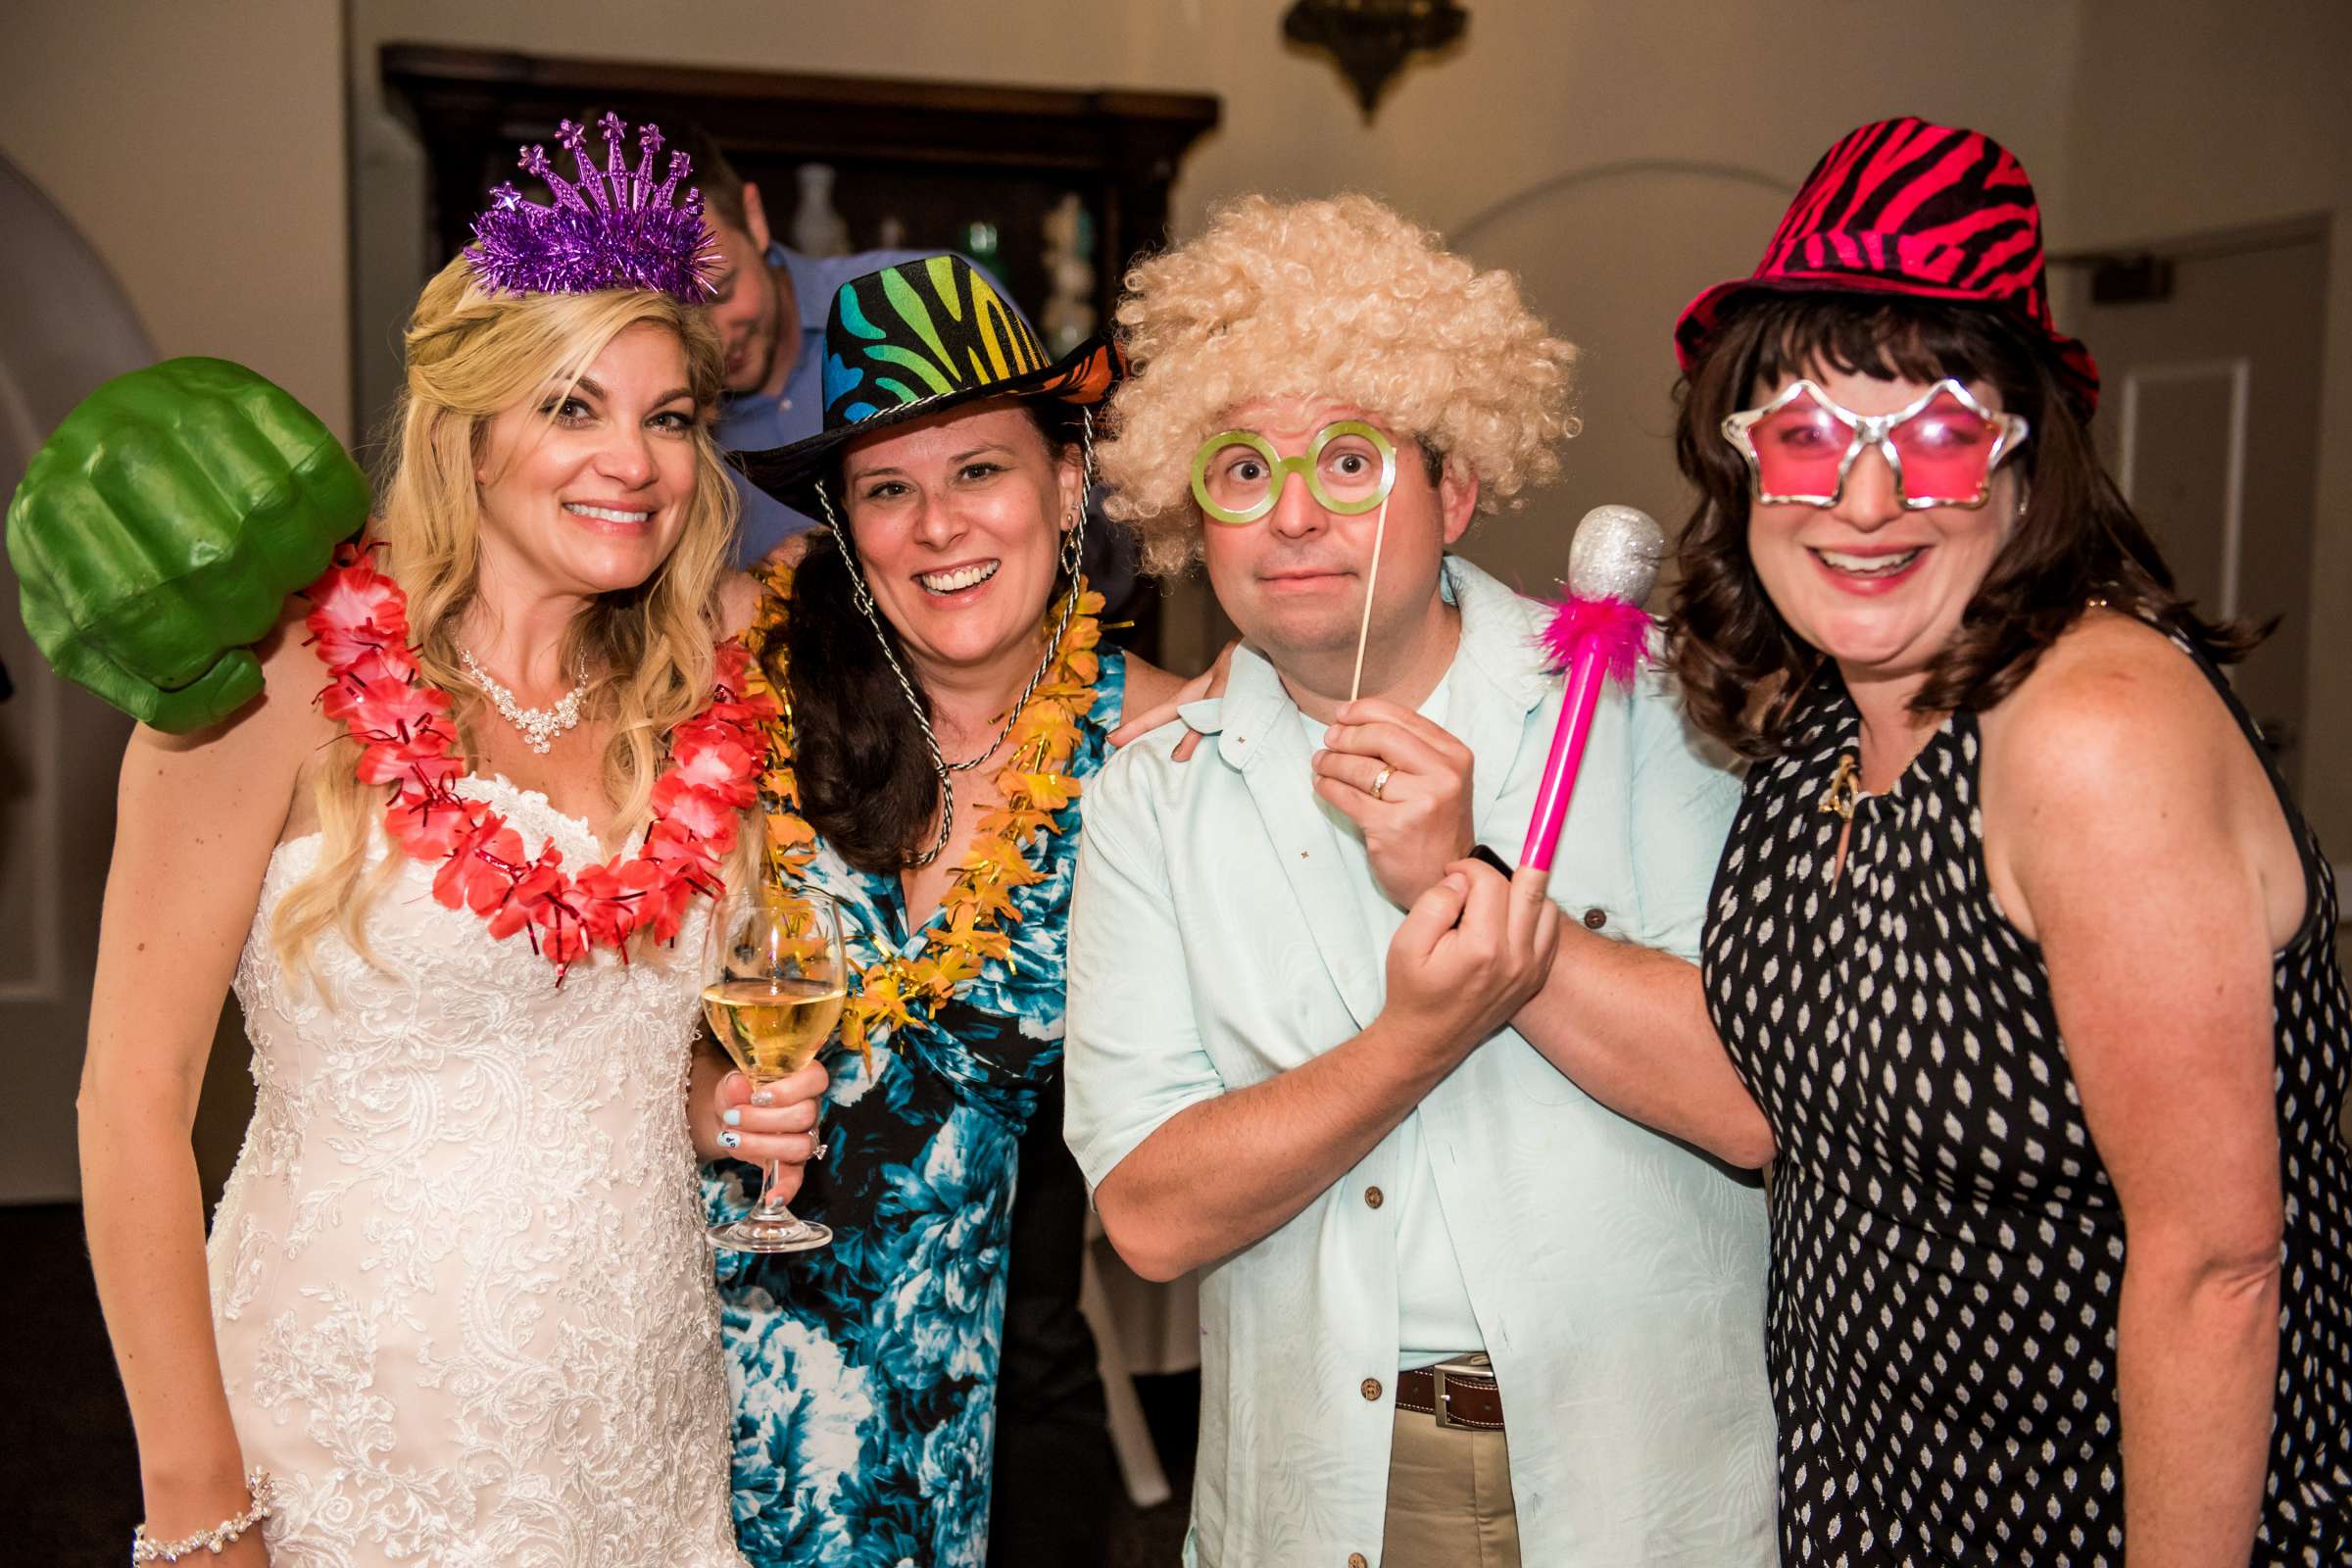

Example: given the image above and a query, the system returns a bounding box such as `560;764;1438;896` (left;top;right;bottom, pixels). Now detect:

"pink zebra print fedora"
1675;118;2100;416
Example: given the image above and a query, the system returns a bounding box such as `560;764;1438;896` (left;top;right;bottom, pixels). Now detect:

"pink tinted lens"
1888;389;2001;502
1748;391;1852;499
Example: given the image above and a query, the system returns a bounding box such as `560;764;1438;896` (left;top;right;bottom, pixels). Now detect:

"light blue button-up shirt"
1064;557;1776;1567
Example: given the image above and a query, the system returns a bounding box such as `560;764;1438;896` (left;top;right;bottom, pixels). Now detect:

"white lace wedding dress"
206;778;747;1567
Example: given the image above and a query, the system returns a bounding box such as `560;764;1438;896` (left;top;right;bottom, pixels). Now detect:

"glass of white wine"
703;882;849;1254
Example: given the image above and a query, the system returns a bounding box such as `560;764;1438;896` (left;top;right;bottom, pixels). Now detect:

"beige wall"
2061;0;2352;872
0;1;349;435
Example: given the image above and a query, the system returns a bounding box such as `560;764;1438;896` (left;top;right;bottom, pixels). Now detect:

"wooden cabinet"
379;44;1219;349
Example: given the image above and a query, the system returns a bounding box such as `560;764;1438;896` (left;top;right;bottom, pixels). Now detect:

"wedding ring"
1371;766;1393;802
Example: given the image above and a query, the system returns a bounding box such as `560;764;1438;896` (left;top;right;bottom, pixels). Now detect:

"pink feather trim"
1537;593;1653;687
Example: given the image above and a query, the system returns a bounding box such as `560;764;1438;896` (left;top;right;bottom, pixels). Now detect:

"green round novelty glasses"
1189;420;1398;525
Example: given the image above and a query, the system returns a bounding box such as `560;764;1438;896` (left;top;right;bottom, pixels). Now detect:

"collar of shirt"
1184;557;1550;821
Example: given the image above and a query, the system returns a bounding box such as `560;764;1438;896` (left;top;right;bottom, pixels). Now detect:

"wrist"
1363;1008;1472;1079
139;1463;258;1537
135;1467;273;1564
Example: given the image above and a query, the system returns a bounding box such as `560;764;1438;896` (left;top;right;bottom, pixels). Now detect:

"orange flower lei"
741;562;1104;1059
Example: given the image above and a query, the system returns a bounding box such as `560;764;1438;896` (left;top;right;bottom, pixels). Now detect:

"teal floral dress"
703;649;1127;1568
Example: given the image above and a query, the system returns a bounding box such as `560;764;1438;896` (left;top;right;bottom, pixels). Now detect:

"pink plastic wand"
1519;506;1665;889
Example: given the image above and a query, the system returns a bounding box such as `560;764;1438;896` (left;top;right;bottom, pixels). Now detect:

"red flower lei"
304;542;775;977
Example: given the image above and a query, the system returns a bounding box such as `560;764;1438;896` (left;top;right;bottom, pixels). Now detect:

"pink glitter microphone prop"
1519;505;1665;890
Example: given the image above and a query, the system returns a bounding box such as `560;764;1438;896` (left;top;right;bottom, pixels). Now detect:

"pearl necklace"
460;648;588;754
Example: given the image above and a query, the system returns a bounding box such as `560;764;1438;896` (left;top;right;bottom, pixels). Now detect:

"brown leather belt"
1396;1362;1505;1432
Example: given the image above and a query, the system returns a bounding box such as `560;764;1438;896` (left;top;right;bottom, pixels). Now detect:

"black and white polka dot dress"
1701;644;2350;1566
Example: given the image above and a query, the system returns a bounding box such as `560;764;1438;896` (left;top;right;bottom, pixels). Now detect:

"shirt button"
1582;906;1608;930
1363;1186;1385;1209
1360;1377;1383;1401
1348;1556;1369;1568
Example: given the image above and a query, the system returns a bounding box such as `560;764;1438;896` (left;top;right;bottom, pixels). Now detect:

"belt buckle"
1428;1352;1490;1431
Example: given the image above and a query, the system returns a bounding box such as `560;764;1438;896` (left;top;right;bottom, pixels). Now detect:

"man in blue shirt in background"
680;132;933;564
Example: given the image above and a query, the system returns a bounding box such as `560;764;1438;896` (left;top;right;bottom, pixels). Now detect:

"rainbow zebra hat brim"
733;253;1123;514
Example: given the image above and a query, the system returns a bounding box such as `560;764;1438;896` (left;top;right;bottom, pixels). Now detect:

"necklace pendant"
463;649;587;756
1819;753;1860;820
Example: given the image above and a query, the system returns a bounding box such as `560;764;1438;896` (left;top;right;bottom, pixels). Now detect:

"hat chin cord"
810;406;1096;868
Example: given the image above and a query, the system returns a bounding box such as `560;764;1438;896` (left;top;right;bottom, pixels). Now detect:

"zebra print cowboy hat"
732;253;1122;514
1674;118;2100;416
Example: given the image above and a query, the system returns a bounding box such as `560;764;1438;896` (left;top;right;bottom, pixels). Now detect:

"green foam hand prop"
7;357;368;732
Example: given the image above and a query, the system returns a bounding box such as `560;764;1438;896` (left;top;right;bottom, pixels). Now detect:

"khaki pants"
1378;1402;1522;1568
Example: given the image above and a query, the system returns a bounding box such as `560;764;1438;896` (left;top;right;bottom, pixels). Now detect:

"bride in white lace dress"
212;771;743;1566
74;125;803;1567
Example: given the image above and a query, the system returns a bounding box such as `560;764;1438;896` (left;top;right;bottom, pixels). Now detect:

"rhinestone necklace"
460;648;588;754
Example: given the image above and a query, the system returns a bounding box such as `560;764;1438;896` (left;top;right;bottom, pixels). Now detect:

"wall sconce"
1283;0;1469;122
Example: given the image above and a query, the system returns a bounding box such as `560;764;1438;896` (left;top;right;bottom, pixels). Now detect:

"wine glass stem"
754;1157;794;1220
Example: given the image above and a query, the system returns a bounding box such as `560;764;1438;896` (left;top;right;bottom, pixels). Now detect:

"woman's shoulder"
1116;648;1181;718
154;596;338;760
718;569;762;639
1979;611;2256;830
1987;611;2230;757
122;595;339;851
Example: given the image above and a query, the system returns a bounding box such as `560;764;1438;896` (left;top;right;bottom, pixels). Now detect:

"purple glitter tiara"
466;113;715;302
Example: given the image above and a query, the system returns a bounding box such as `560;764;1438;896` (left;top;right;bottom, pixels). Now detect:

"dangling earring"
1058;503;1085;579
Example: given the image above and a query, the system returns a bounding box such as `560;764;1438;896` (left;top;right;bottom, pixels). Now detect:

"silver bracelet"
130;1468;275;1563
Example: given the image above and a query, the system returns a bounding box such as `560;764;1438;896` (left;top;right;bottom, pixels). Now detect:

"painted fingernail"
718;1130;742;1151
721;1108;742;1127
750;1090;775;1107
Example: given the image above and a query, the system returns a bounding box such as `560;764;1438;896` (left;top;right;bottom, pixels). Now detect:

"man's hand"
1380;858;1560;1066
1314;698;1477;907
757;531;817;571
1109;638;1236;762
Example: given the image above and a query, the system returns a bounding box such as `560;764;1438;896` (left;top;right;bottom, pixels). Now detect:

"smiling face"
837;397;1083;681
1744;362;2023;688
473;320;702;601
1198;396;1473;686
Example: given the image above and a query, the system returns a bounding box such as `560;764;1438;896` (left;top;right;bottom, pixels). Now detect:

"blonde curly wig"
1099;193;1579;574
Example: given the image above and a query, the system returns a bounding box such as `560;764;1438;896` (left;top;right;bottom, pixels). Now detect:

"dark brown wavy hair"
1667;293;2259;760
771;399;1085;874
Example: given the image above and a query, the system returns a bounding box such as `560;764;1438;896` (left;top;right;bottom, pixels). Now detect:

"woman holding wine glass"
702;882;848;1253
679;255;1192;1567
56;118;760;1565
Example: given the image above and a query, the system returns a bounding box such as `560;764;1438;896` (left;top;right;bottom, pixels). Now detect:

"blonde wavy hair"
272;254;739;982
1098;193;1580;574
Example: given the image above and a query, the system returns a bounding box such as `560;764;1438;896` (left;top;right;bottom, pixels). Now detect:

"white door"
2063;220;2328;790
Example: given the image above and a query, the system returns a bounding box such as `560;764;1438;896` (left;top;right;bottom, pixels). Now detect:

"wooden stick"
1346;491;1394;706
